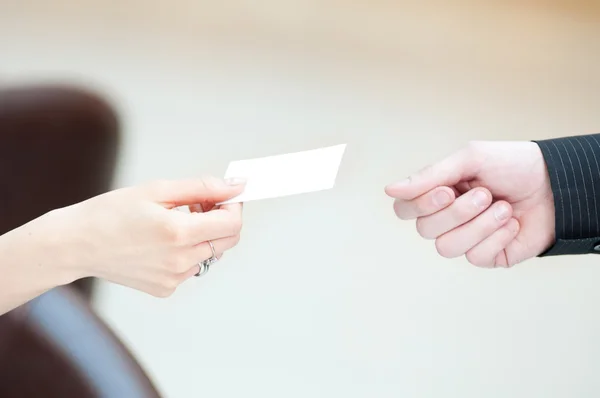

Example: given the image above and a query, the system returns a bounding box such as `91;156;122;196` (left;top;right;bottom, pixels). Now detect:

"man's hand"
385;141;555;268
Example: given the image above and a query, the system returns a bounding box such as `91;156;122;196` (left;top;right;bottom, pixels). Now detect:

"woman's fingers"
465;218;520;268
434;201;513;258
190;235;240;263
393;186;456;219
143;176;246;209
144;201;243;287
194;203;243;241
188;203;205;213
171;204;242;280
416;188;492;239
169;202;243;245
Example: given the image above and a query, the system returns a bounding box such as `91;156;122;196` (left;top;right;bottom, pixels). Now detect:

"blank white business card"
217;144;347;204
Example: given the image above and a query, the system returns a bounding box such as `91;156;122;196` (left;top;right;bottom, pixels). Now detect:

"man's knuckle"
465;141;485;157
465;251;485;267
413;201;426;217
464;141;488;168
434;239;449;258
415;218;427;237
435;238;458;258
415;218;434;239
393;200;409;220
452;204;476;222
505;257;521;268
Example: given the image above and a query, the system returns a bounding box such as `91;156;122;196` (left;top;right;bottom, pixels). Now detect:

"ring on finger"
194;240;218;277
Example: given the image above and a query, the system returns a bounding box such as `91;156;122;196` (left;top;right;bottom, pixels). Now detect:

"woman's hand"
41;176;246;297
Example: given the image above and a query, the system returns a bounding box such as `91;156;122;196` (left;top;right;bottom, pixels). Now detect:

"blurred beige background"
2;1;600;397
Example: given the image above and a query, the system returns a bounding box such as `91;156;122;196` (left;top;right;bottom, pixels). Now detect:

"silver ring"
194;240;218;277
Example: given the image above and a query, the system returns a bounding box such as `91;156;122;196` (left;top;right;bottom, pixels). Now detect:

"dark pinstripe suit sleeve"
534;134;600;256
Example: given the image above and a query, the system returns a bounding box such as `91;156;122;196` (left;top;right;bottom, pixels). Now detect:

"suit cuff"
539;238;600;256
533;134;600;256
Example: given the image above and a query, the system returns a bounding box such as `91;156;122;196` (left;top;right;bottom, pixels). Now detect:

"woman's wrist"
6;209;87;288
0;210;85;314
39;207;93;284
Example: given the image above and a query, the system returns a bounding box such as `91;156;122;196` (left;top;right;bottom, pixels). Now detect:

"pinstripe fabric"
534;134;600;256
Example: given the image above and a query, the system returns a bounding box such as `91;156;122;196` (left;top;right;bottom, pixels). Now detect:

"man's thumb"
385;148;476;200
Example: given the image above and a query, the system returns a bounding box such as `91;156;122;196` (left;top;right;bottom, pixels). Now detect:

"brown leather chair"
0;85;161;397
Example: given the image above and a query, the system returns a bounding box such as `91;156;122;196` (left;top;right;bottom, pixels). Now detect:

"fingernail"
433;190;451;207
225;177;246;186
494;205;510;221
472;190;489;207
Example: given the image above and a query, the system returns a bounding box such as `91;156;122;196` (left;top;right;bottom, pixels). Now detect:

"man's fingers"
415;188;492;239
434;201;513;258
143;177;246;208
393;186;456;220
465;218;520;268
385;147;478;200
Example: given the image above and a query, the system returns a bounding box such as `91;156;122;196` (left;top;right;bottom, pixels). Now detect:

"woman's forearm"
0;211;78;315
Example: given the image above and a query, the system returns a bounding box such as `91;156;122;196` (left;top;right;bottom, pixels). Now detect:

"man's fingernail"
494;205;510;221
433;190;451;207
472;190;489;207
225;177;246;186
